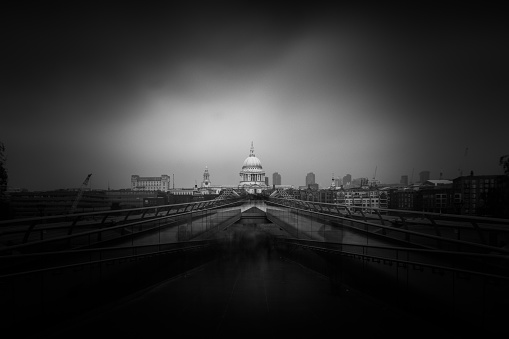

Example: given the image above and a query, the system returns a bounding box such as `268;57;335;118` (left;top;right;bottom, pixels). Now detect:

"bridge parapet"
265;198;509;334
267;197;509;255
2;199;509;336
0;197;245;255
0;199;245;336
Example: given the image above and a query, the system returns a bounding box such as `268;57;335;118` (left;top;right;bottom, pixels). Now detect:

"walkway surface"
40;235;457;338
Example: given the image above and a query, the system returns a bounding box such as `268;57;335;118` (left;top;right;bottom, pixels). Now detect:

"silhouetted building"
307;183;319;190
400;175;408;186
352;177;368;188
306;172;315;186
385;174;509;218
297;186;388;210
343;174;352;187
453;174;509;217
106;190;168;209
273;172;281;185
419;171;430;183
420;180;454;213
390;189;418;210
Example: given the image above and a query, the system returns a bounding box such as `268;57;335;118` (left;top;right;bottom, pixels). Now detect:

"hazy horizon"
2;4;507;191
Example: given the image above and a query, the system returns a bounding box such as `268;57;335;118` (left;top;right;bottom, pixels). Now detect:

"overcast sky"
1;4;507;190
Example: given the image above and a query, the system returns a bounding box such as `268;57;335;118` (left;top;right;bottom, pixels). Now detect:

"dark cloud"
2;4;508;190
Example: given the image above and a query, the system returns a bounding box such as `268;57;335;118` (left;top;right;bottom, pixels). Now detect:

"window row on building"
131;175;171;192
268;175;509;218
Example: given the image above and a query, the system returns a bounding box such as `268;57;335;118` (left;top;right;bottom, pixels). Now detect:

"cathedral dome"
242;156;262;170
241;142;263;172
239;142;267;193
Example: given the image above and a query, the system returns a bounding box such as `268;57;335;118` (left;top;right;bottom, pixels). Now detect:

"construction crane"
69;174;92;214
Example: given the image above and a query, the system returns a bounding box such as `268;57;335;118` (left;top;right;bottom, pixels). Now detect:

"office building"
342;174;352;187
273;172;281;185
400;175;409;186
419;171;430;183
306;172;315;187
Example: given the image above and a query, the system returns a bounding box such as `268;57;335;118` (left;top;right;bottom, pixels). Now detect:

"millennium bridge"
1;193;508;337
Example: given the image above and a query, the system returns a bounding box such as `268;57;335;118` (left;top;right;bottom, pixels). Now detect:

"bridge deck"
42;244;455;338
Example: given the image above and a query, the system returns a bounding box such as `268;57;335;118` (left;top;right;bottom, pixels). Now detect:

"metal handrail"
267;197;509;226
277;238;509;280
0;198;244;227
266;198;509;255
0;198;245;254
0;239;220;279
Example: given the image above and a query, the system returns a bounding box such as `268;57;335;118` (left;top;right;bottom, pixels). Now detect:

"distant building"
106;190;167;209
420;179;453;188
389;189;418;211
352;177;368;188
198;166;222;195
201;166;211;188
238;142;268;194
419;180;454;213
273;172;281;185
328;173;336;189
385;174;509;218
169;187;209;204
419;171;430;183
453;174;509;217
296;186;388;211
265;177;269;186
305;183;319;190
400;175;408;186
367;178;381;187
306;172;315;186
342;174;352;187
131;175;170;192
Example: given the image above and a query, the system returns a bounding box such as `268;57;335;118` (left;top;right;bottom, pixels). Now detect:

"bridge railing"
0;239;224;336
266;196;509;333
266;197;509;255
0;197;245;255
0;198;245;336
274;237;509;334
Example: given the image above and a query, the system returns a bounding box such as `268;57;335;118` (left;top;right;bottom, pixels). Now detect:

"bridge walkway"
42;237;452;338
2;198;506;337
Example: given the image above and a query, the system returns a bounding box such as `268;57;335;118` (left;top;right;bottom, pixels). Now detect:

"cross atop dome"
250;141;255;157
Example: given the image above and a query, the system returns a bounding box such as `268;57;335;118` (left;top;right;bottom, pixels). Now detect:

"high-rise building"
419;171;430;183
273;172;281;185
400;175;408;186
306;172;315;186
342;174;352;187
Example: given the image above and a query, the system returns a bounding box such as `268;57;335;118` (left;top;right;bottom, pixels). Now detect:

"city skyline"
2;4;507;191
